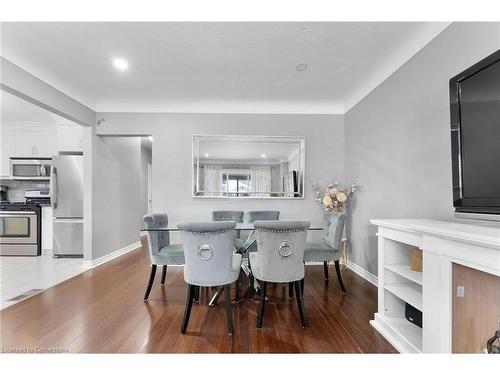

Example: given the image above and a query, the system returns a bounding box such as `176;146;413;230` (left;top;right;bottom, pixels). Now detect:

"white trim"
82;241;141;269
346;259;378;287
370;313;421;354
305;261;323;265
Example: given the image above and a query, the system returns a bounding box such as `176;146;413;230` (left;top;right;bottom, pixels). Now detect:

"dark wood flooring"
0;243;396;353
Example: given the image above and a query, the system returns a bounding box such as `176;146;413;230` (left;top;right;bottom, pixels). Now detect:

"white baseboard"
305;261;323;265
82;241;141;269
346;259;378;287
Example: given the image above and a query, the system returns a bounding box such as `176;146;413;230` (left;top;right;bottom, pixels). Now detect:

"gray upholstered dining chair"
212;210;244;222
249;220;310;328
212;210;244;250
303;212;347;294
178;221;242;335
143;214;185;301
244;210;280;253
246;210;280;223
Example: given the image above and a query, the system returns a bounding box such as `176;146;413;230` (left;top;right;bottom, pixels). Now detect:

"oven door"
10;159;51;180
0;211;38;244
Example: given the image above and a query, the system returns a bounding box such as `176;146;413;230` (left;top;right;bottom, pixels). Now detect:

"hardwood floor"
0;244;396;353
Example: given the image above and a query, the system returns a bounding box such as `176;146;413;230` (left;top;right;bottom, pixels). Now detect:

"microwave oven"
10;158;52;180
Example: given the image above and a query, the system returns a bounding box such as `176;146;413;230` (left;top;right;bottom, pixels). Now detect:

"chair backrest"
212;211;244;222
178;221;237;286
143;214;170;257
322;212;346;251
253;220;310;282
246;211;280;223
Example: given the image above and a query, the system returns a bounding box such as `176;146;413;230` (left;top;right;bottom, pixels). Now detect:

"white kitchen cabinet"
0;124;58;178
57;125;83;153
14;130;44;157
41;206;53;253
1;124;58;177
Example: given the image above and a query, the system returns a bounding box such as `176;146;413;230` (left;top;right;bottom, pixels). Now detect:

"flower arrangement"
313;182;358;212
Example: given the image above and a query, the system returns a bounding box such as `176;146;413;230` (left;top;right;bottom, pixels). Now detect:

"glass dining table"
141;223;324;305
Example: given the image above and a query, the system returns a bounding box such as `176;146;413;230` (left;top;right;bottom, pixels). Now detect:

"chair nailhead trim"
255;228;305;233
179;228;235;234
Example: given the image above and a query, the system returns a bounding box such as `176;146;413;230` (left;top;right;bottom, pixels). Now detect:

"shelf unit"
385;283;422;311
371;219;500;353
384;264;423;285
371;234;424;353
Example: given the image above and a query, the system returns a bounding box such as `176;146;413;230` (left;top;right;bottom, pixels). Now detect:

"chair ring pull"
279;241;292;257
198;244;213;261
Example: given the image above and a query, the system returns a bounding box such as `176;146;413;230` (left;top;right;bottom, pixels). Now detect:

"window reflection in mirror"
192;135;305;199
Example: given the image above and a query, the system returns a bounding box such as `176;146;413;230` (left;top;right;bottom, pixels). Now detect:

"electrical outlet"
456;285;465;297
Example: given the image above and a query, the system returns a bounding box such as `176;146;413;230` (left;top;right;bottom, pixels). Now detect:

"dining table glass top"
141;223;324;231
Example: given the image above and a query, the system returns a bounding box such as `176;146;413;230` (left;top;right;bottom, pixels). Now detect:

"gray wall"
95;113;345;232
140;144;152;217
345;22;500;275
91;136;144;259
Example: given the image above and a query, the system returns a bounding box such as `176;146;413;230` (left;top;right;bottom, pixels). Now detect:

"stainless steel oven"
10;158;51;180
0;204;41;256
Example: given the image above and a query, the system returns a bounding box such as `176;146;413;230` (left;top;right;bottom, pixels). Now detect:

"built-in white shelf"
384;283;423;311
372;219;500;353
384;265;423;285
383;316;422;352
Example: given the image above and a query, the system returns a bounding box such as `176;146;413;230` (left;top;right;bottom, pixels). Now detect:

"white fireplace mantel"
369;219;500;353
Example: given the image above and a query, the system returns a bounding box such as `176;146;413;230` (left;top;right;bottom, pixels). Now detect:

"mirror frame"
192;134;306;199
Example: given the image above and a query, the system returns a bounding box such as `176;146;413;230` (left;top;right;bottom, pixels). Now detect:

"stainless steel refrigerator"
50;155;83;257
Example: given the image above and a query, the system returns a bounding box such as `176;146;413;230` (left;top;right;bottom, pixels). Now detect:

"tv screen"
450;49;500;215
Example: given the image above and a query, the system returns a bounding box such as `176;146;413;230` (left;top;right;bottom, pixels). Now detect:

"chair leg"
235;270;241;303
294;280;308;328
256;281;267;329
224;284;234;335
334;260;347;294
288;282;294;299
248;272;256;300
143;264;157;301
194;286;200;303
323;261;329;281
161;265;167;284
180;284;195;334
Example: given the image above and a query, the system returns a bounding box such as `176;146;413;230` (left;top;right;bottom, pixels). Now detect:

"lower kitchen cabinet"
42;206;53;253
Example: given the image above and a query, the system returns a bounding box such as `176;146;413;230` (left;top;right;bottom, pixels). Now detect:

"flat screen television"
450;49;500;216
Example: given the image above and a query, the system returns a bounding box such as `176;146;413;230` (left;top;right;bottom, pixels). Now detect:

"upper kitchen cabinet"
14;127;57;157
57;124;83;153
0;124;58;177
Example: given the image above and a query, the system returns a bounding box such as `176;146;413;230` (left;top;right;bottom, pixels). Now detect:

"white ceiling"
0;22;450;114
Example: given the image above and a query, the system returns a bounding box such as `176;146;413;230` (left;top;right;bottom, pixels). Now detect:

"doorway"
0;89;86;309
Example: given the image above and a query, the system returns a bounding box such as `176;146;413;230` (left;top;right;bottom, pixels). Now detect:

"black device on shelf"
405;303;422;328
449;49;500;215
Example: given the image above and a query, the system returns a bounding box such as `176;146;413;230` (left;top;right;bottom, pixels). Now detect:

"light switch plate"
456;285;465;297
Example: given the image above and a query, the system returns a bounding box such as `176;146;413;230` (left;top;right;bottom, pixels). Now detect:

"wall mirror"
192;135;305;199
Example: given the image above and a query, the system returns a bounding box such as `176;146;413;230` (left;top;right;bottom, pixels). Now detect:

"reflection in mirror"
193;135;305;199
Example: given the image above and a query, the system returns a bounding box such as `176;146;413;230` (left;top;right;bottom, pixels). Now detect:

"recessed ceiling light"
112;57;129;72
204;153;210;157
261;154;267;158
296;62;308;72
148;136;153;142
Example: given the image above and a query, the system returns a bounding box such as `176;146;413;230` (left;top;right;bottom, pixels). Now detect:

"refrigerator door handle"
42;164;50;177
51;166;58;209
